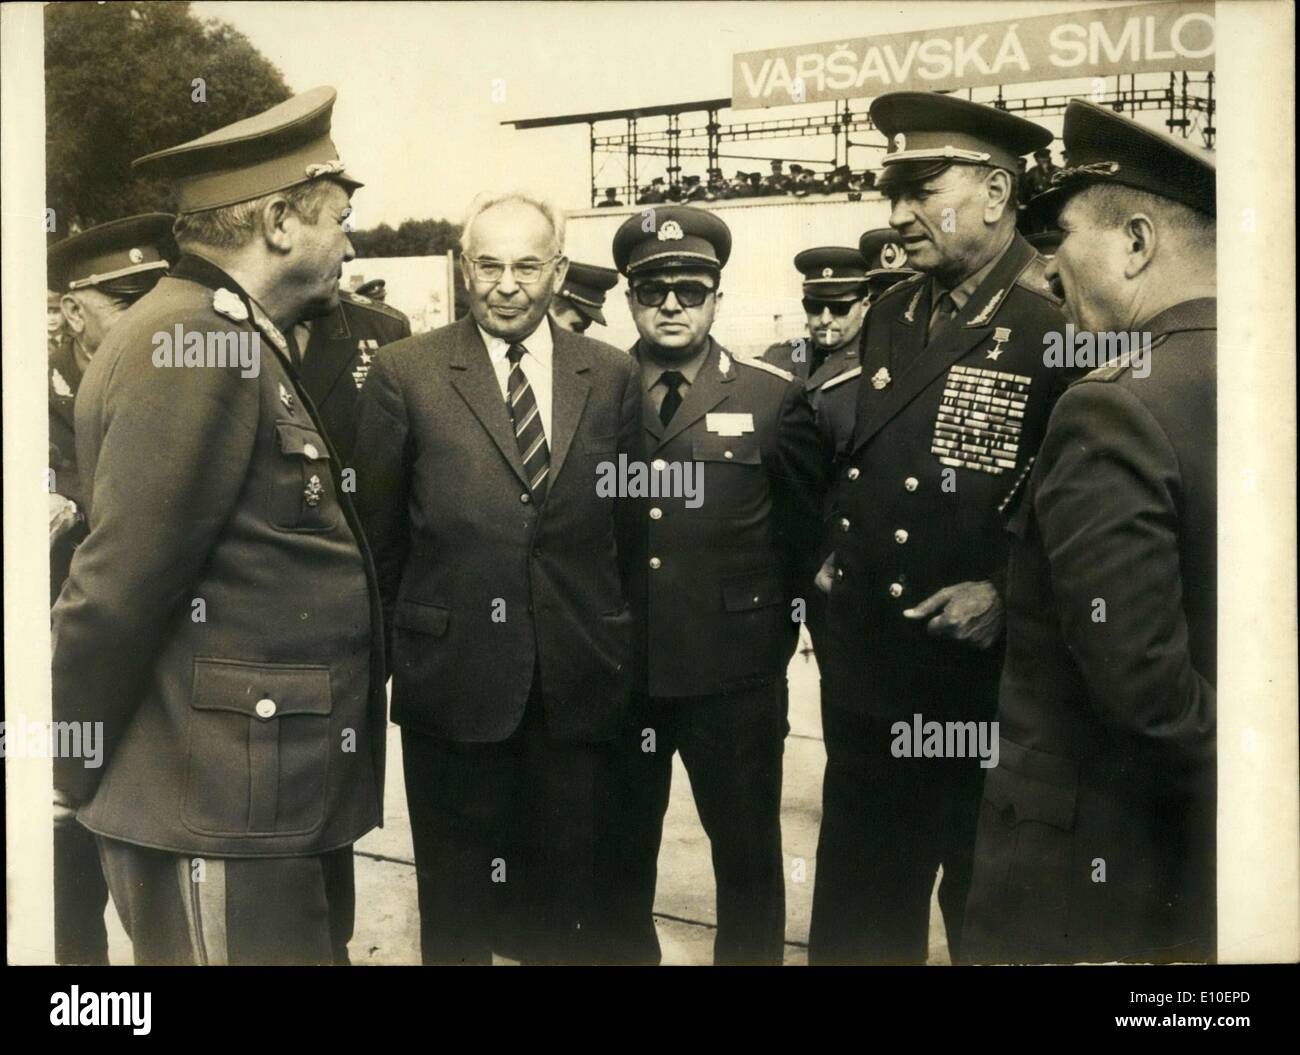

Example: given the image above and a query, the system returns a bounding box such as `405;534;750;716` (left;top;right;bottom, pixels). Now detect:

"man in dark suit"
809;92;1072;965
598;206;824;964
351;191;641;965
294;287;411;464
51;88;386;966
963;101;1218;964
46;213;174;965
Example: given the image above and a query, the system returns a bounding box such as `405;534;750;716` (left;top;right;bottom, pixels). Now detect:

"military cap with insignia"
612;204;732;276
858;227;917;289
1031;98;1216;219
48;213;175;298
354;278;387;301
559;261;620;325
794;246;869;297
133;86;362;213
871;90;1053;190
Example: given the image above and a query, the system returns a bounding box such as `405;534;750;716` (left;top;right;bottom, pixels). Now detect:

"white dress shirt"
478;321;554;442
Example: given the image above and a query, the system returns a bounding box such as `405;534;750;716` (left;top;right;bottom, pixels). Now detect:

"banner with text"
731;1;1215;110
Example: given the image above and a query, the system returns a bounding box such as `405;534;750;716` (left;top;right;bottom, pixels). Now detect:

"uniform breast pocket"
269;422;338;532
182;658;333;837
690;431;764;515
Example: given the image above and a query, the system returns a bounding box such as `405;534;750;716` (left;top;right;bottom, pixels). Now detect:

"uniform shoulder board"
737;355;795;382
816;365;862;392
1070;359;1133;386
1015;255;1063;305
342;290;409;322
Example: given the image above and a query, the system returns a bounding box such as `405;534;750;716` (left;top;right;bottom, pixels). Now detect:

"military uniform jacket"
760;337;835;384
806;342;862;468
964;298;1217;965
634;339;824;698
49;337;89;605
351;315;643;744
52;255;386;858
819;234;1069;719
299;290;410;466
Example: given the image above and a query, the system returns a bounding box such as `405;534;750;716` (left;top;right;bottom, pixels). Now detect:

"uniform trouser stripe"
176;857;228;965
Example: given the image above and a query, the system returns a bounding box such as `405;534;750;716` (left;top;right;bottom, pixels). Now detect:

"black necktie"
928;291;957;344
659;370;686;426
506;343;549;501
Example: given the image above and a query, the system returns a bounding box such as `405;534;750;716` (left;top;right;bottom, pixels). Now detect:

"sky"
189;0;1164;227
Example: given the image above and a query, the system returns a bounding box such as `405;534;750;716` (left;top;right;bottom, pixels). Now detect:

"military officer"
963;102;1217;964
809;92;1071;965
599;206;823;965
795;232;920;467
52;88;386;966
46;213;174;966
293;286;411;465
761;246;870;384
548;260;620;335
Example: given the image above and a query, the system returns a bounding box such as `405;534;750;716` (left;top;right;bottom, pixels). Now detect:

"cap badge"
128;248;144;264
212;288;249;323
279;383;294;411
821;267;834;278
305;160;347;179
51;368;73;398
880;243;907;269
871;367;892;390
892;133;906;153
987;326;1012;361
657;220;685;242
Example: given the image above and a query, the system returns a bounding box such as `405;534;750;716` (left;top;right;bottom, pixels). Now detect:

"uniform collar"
634;336;712;393
1139;297;1217;340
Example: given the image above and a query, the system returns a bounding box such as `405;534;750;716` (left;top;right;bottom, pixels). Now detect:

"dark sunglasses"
802;298;859;316
632;281;715;308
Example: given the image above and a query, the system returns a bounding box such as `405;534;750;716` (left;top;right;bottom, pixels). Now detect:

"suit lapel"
653;340;733;452
299;306;357;406
447;316;529;488
547;322;591;487
852;236;1036;454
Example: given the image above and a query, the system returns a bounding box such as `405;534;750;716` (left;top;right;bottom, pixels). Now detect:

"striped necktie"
506;342;549;501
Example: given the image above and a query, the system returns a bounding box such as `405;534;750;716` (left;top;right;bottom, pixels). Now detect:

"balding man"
351;191;642;965
963;102;1217;965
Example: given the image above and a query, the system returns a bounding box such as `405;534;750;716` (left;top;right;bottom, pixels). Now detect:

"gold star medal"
987;326;1011;361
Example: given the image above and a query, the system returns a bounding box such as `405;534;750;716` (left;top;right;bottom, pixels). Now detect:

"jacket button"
303;443;320;460
649;507;663;520
520;493;531;503
839;517;851;532
888;582;904;598
847;467;860;480
649;557;662;570
255;698;277;720
894;529;909;544
723;450;734;459
652;458;667;471
904;476;919;492
835;568;844;581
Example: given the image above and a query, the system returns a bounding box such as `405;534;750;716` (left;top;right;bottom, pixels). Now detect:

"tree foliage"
45;2;291;233
350;218;463;259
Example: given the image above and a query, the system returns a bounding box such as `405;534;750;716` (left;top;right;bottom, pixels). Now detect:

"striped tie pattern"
506;342;549;501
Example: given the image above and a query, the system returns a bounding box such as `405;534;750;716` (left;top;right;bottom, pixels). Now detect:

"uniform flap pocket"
691;431;761;465
275;422;332;461
983;739;1078;830
191;658;331;718
394;599;450;637
722;569;785;612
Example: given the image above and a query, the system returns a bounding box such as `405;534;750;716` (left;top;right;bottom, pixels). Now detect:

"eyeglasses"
468;255;560;285
632;281;716;308
802;298;859;316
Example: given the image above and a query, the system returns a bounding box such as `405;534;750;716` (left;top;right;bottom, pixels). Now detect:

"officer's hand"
49;493;81;544
903;580;1003;649
53;788;80;828
814;554;837;595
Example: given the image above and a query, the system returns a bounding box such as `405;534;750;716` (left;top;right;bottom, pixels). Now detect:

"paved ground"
107;633;950;965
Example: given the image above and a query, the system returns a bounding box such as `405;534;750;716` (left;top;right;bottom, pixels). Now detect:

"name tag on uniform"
705;412;754;436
